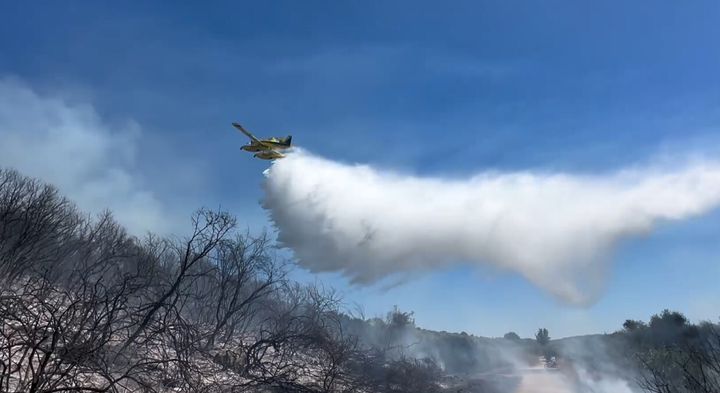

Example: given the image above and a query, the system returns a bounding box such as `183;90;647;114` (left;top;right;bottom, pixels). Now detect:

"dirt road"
513;367;574;393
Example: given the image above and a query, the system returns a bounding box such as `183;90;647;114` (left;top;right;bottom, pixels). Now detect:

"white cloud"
0;77;168;235
262;149;720;305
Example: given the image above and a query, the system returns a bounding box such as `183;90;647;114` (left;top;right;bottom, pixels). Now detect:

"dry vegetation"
2;167;718;393
0;168;400;392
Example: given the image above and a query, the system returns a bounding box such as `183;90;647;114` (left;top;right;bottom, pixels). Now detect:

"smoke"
262;149;720;305
0;77;169;235
553;335;642;393
572;367;637;393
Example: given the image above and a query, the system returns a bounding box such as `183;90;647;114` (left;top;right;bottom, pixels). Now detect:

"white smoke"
262;149;720;305
0;77;169;235
572;366;637;393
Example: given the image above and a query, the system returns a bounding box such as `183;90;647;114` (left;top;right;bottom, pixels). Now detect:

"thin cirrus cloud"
262;149;720;306
0;77;168;236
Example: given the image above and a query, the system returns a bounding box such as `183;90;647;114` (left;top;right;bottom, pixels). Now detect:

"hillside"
1;167;718;393
0;167;523;392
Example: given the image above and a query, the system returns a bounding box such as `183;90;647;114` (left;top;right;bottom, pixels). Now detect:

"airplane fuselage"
241;141;292;152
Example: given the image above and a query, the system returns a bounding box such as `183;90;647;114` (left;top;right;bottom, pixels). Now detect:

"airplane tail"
282;135;292;146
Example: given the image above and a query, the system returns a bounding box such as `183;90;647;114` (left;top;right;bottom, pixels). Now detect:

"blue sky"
1;1;719;338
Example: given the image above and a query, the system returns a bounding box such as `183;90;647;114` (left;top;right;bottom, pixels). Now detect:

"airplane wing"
232;122;262;143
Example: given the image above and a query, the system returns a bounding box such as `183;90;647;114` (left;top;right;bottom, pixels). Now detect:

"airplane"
232;122;292;160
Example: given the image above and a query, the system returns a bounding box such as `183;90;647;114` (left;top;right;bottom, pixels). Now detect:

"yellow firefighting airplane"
232;122;292;160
